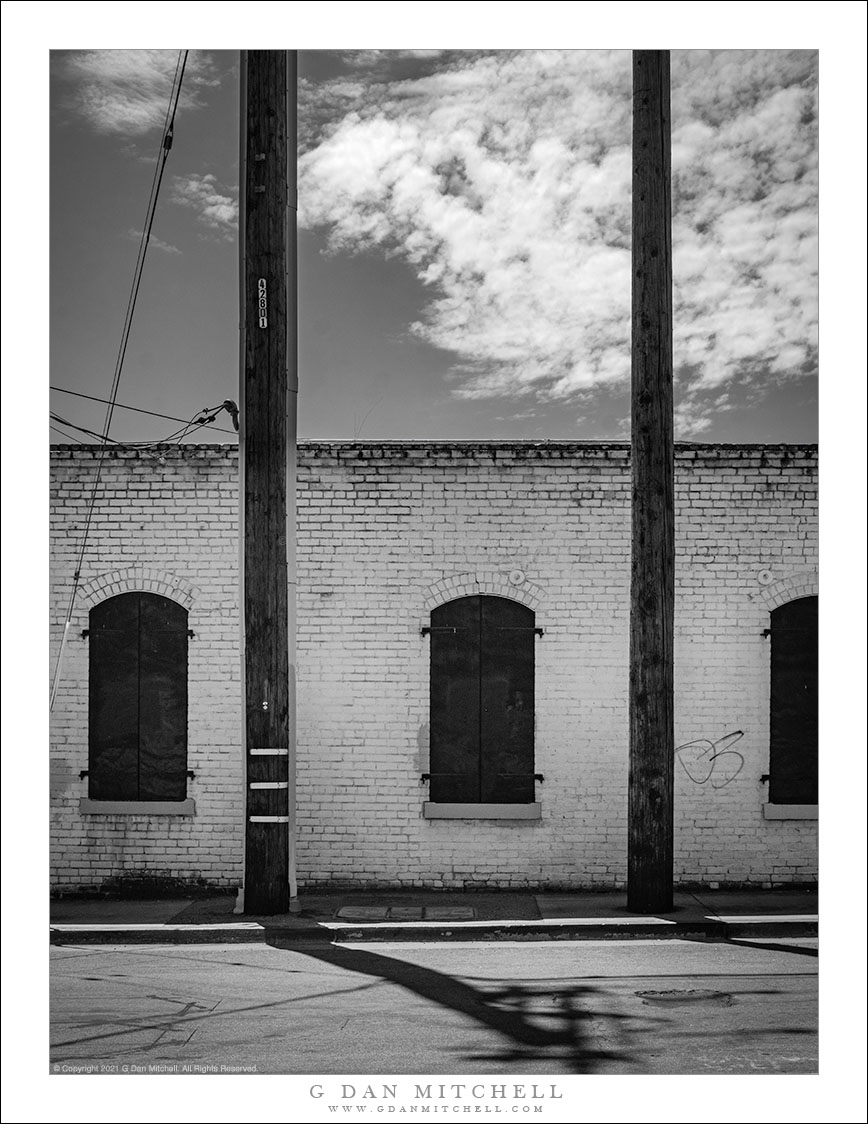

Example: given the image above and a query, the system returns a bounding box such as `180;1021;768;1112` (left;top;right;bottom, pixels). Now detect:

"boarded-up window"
429;595;535;803
769;595;817;804
88;592;188;801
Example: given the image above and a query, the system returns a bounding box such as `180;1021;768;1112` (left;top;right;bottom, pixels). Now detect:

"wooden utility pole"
239;50;298;915
628;50;674;913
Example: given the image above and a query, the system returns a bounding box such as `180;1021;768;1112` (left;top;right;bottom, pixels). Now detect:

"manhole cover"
636;989;734;1007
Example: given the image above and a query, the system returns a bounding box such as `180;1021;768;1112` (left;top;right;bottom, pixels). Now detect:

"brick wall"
50;442;818;891
50;446;242;891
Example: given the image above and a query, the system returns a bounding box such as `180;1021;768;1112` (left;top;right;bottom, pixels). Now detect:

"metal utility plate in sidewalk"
335;905;477;921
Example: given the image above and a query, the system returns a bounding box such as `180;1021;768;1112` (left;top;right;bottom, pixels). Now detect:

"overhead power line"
50;386;238;436
50;424;86;444
50;401;237;448
51;51;190;713
101;50;189;442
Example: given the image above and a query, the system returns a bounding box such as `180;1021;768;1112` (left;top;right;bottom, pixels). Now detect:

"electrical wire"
50;413;132;444
50;386;238;436
101;51;188;441
51;50;190;713
50;424;87;444
50;402;233;448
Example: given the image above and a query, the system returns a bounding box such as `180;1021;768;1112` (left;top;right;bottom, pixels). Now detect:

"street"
50;936;817;1075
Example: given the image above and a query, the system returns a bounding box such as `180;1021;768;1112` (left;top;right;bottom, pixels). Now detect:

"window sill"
423;802;541;820
79;798;196;816
762;803;818;820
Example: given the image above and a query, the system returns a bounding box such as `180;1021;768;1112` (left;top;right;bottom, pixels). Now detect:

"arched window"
428;595;535;805
88;593;188;801
769;595;817;805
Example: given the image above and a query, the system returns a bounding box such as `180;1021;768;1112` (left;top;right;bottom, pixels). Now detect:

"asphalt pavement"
49;936;819;1075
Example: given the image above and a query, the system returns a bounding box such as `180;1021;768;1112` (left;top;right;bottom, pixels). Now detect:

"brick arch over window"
423;572;544;613
79;568;197;612
754;569;818;613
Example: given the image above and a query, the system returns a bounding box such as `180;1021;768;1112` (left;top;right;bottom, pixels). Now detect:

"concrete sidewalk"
49;887;818;945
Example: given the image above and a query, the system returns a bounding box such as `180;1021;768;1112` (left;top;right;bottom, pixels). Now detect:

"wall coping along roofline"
51;441;818;456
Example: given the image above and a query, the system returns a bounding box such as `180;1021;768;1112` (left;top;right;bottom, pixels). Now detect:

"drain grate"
335;905;477;921
425;907;476;921
336;907;400;921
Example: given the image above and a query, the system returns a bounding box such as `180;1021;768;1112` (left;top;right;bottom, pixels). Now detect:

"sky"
47;46;821;445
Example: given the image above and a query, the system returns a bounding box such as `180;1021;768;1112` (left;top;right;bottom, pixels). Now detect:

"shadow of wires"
722;938;818;958
265;935;644;1073
675;932;818;959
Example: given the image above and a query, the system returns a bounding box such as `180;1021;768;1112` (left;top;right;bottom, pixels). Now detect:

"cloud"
674;400;716;438
338;49;446;68
126;228;181;255
171;174;237;238
301;51;632;398
670;50;818;414
298;49;817;433
58;50;216;136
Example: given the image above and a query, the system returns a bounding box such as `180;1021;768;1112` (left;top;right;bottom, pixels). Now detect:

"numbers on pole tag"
258;278;268;328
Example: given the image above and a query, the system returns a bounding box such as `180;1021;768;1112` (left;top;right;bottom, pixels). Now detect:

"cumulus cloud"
126;228;181;255
171;174;238;238
58;49;216;136
301;51;632;397
670;50;817;420
298;49;817;434
674;400;715;438
338;49;446;68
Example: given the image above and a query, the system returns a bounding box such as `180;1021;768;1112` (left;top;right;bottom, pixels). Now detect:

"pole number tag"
258;278;268;328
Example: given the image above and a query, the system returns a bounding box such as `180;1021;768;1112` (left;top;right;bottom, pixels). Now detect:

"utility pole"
239;50;298;915
628;50;674;913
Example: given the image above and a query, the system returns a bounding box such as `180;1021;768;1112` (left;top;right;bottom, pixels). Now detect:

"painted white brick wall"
50;447;243;890
50;442;817;891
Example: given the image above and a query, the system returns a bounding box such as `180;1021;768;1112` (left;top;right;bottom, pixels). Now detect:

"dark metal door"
769;596;817;804
430;595;534;803
89;592;188;800
480;597;535;802
138;595;188;800
89;594;140;800
429;596;480;802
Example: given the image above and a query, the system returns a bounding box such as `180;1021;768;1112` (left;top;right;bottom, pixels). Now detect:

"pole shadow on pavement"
265;935;645;1073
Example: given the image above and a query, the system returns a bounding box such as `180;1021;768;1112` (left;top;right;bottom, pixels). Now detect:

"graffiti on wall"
675;730;745;789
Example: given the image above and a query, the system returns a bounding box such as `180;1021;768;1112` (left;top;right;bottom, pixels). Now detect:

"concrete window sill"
79;799;196;816
762;803;818;820
423;802;541;820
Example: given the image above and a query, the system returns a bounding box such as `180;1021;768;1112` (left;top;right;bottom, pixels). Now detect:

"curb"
721;919;818;939
49;917;817;946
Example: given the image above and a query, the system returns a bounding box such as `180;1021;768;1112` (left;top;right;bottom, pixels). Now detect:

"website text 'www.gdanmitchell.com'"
328;1106;544;1113
313;1084;561;1113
